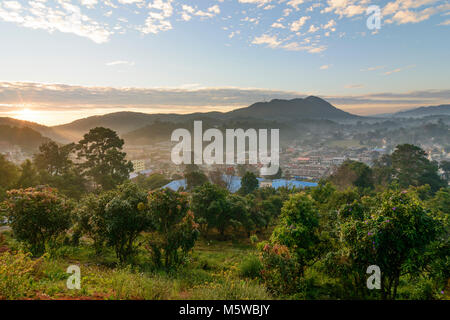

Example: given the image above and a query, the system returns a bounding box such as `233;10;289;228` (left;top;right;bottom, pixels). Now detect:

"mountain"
51;96;360;141
224;96;359;120
391;104;450;118
0;125;50;152
0;117;69;143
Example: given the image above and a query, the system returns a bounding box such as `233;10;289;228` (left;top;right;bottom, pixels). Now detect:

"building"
131;159;146;172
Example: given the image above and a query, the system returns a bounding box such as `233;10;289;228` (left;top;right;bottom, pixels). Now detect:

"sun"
15;108;37;122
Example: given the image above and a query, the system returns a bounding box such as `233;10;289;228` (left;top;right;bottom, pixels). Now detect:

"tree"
103;183;149;263
372;154;394;187
146;189;199;268
270;193;320;275
185;170;208;191
439;160;450;182
33;141;73;176
73;189;118;252
239;171;259;195
0;155;19;199
228;193;253;236
4;187;72;255
329;160;374;190
15;160;40;189
334;189;442;299
191;183;230;236
76;127;133;191
391;144;445;192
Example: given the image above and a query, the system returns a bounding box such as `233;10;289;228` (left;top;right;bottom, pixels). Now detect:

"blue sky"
0;0;449;125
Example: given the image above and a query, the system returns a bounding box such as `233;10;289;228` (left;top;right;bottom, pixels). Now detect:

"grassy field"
1;228;449;300
0;230;272;300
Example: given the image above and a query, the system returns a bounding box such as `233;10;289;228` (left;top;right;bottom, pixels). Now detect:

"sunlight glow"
15;108;37;122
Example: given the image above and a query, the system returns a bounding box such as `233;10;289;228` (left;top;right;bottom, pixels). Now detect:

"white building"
131;159;146;172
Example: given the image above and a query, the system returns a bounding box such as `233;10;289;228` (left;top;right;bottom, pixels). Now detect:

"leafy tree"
239;171;259;195
0;155;19;199
73;189;118;252
333;189;442;299
329;160;373;190
391;144;445;192
103;183;149;263
33;141;73;176
426;187;450;286
146;189;199;268
4;187;72;255
270;193;320;276
228;193;253;236
185;170;208;191
15;160;40;189
439;160;450;182
76;127;133;191
372;154;394;187
191;183;230;236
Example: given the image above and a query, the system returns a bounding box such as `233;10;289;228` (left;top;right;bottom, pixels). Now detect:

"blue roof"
162;179;187;191
161;175;317;192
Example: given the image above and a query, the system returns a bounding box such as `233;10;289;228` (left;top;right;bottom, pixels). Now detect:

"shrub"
4;187;72;255
259;242;302;295
270;193;320;275
0;250;44;299
146;189;199;268
104;183;149;263
73;190;117;252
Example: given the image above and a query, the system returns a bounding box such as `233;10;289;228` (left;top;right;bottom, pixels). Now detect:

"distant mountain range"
1;97;449;146
49;96;360;142
390;104;450;118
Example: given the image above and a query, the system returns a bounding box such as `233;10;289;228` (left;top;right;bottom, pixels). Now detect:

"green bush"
259;242;303;295
146;189;199;268
0;250;44;299
5;187;73;255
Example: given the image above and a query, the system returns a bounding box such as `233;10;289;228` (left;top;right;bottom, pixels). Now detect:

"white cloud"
238;0;272;6
271;22;285;28
287;0;304;10
106;60;135;67
383;65;416;75
308;24;319;33
252;34;281;48
0;0;112;43
290;16;310;31
320;64;331;70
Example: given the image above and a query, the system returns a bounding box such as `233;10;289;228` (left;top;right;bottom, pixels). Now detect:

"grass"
1;230;448;300
0;231;272;300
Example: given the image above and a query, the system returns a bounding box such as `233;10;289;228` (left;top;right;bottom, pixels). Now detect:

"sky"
0;0;449;125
